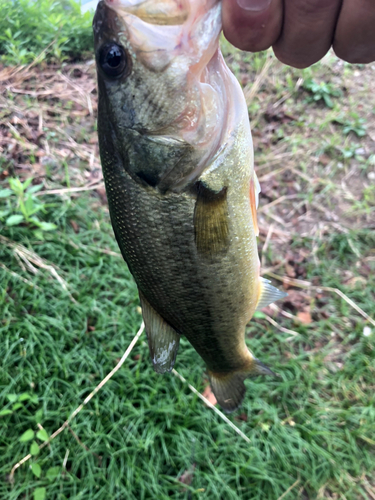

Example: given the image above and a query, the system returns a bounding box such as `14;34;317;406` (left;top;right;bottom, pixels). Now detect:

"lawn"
0;2;375;499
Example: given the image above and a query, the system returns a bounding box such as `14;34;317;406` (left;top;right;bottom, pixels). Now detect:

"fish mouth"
103;0;191;25
97;0;222;71
94;0;248;191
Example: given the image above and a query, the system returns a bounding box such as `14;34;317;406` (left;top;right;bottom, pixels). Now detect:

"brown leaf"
297;311;312;324
283;290;310;312
235;413;248;422
202;385;217;407
70;220;79;233
345;276;367;288
179;464;196;488
96;187;107;204
319;154;331;166
285;263;296;278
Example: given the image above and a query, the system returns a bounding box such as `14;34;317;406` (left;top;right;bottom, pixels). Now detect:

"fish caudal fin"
208;359;277;413
139;290;180;374
256;277;287;311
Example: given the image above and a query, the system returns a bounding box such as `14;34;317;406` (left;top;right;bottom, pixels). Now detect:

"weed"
0;178;57;239
0;0;92;65
303;77;342;108
334;113;367;137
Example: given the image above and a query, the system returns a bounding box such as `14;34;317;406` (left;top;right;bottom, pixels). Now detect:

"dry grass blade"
264;314;299;339
68;241;122;258
9;322;145;483
258;194;301;213
0;235;75;302
265;272;312;288
67;426;102;462
269;303;301;322
244;55;274;105
277;478;300;500
261;223;274;268
36;183;105;197
261;259;287;275
0;262;41;290
321;286;375;327
265;272;375;327
172;369;251;444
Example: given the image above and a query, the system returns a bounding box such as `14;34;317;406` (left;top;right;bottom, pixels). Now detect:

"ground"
0;43;374;500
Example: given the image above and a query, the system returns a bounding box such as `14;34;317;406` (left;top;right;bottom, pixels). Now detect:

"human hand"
222;0;375;68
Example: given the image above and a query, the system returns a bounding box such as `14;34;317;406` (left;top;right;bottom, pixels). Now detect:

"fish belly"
101;149;258;373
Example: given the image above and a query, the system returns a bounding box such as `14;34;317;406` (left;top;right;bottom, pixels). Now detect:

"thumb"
222;0;283;53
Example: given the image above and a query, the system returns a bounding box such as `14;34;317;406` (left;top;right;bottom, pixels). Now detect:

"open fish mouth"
98;0;222;75
94;0;247;190
104;0;192;25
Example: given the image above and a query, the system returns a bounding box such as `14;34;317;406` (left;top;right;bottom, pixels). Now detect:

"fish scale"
94;0;286;412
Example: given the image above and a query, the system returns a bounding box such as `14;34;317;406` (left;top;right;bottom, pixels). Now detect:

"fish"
93;0;286;412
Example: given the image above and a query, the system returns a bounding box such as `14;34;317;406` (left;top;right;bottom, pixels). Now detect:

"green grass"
1;193;374;500
0;0;92;65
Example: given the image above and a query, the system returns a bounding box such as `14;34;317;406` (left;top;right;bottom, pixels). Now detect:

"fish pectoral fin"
194;181;229;257
208;359;277;413
255;277;287;311
139;290;180;374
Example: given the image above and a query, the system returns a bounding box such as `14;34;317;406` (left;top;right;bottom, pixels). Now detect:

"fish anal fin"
256;277;287;311
208;358;277;413
249;174;259;237
194;181;229;257
139;290;180;374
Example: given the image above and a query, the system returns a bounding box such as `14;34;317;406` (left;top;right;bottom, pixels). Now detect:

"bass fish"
93;0;286;412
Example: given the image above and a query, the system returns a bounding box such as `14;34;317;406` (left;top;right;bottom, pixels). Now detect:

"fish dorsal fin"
194;181;229;257
139;290;180;374
255;277;287;311
249;172;260;236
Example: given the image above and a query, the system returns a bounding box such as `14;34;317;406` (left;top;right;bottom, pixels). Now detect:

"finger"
222;0;283;53
334;0;375;64
273;0;342;69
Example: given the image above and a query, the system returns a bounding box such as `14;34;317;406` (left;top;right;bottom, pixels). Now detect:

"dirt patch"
1;52;374;247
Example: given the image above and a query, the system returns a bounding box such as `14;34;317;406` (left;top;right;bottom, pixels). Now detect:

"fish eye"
99;43;128;78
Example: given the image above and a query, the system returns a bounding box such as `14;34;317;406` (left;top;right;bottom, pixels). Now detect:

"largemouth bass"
93;0;286;412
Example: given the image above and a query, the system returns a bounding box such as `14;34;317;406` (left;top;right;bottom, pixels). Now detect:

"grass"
1;16;375;500
1;198;374;499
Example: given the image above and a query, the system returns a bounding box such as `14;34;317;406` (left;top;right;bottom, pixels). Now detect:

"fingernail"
237;0;272;12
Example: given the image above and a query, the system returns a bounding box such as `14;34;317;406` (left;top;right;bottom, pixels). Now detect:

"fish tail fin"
208;359;277;413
